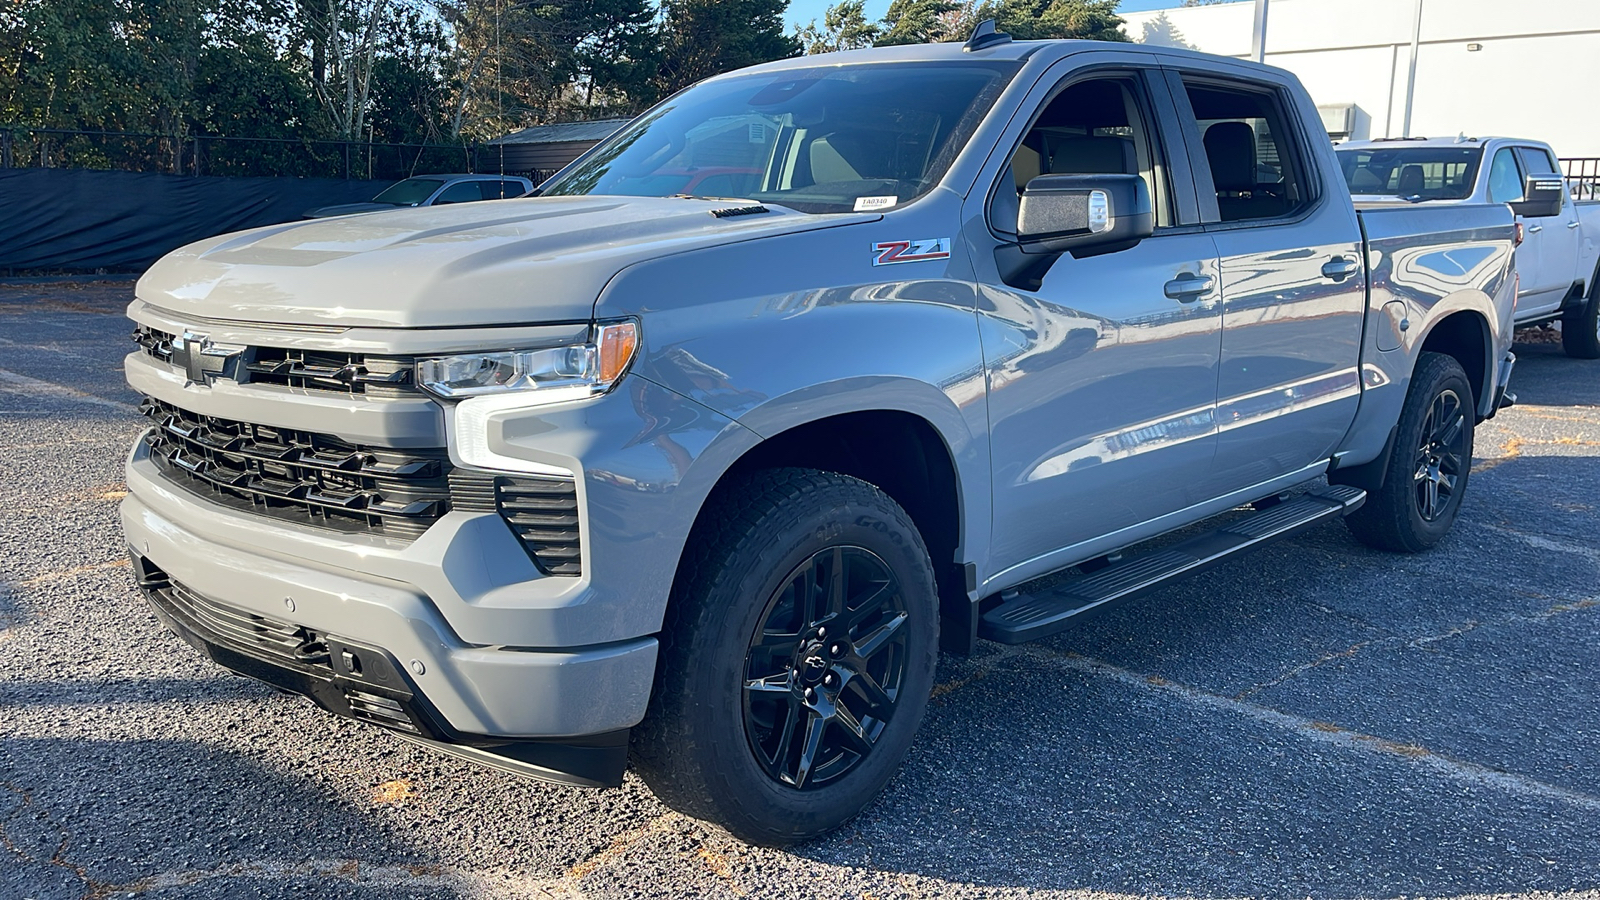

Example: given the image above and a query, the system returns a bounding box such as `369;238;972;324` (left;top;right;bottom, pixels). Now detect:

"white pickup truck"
1337;136;1600;358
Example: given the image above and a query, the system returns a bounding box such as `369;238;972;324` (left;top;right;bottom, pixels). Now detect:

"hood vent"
710;205;770;219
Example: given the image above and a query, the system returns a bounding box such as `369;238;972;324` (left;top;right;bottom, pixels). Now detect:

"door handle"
1568;220;1581;229
1321;256;1361;280
1528;224;1543;233
1164;274;1215;302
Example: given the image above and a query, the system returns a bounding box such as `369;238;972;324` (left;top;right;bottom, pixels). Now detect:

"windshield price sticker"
871;238;952;266
854;196;898;212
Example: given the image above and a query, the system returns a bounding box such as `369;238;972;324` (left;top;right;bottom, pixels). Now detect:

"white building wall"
1121;0;1600;157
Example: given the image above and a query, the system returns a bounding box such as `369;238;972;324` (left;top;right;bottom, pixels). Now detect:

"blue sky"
782;0;1199;31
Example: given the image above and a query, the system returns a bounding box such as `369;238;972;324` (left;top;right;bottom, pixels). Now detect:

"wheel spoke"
848;668;894;712
831;701;874;754
1436;413;1465;449
826;546;847;620
845;579;892;629
745;674;791;695
792;712;826;788
769;697;801;768
1423;475;1440;518
852;611;907;660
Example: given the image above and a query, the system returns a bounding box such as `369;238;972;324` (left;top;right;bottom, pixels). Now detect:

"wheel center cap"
799;653;829;685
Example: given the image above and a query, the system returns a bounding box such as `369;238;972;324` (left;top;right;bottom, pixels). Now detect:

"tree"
655;0;800;98
878;0;1126;45
875;0;960;46
795;1;880;55
300;0;391;139
973;0;1127;42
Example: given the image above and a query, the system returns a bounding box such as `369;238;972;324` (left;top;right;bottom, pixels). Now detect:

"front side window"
1335;147;1481;200
373;178;445;206
1487;148;1524;204
540;62;1019;214
1184;81;1309;223
434;181;488;204
990;73;1173;234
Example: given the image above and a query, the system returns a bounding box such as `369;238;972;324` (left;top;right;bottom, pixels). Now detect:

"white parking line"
0;368;131;411
1023;647;1600;814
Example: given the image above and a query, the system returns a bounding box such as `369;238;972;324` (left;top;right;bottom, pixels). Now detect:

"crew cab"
1337;136;1600;357
121;28;1517;846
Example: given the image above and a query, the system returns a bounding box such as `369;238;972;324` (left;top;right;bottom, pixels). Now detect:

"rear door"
965;53;1225;581
1168;68;1366;497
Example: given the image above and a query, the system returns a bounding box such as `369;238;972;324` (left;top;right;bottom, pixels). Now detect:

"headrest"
1397;164;1426;194
1049;136;1135;175
1204;121;1257;192
1348;167;1384;192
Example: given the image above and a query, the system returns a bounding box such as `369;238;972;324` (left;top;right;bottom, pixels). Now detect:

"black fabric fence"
0;168;388;272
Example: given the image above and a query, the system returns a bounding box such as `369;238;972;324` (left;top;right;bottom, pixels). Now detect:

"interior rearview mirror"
1509;174;1564;218
1018;174;1154;257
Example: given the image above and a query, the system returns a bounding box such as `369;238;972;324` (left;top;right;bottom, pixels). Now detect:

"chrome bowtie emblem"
171;330;245;385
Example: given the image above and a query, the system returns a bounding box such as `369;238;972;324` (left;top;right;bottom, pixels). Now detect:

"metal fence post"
343;141;351;180
1;131;11;169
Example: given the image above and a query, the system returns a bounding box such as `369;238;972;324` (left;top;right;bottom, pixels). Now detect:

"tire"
632;468;939;846
1562;289;1600;359
1345;352;1475;553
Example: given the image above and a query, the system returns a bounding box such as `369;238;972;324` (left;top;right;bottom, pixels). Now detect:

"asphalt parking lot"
2;280;1598;900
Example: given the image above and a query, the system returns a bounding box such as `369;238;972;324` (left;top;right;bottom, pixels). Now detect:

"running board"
978;485;1367;645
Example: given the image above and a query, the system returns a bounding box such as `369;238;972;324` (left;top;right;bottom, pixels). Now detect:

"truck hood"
137;196;873;328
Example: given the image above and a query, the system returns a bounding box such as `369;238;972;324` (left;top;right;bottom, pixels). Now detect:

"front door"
968;63;1224;584
1171;71;1366;496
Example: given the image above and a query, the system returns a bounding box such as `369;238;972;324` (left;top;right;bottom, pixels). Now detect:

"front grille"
451;473;583;576
141;397;451;539
133;326;418;397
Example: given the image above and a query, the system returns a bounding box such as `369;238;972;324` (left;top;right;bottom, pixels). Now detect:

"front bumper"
122;467;658;750
131;553;629;786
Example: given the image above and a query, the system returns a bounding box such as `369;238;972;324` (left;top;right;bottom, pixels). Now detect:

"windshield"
540;61;1020;213
373;178;445;205
1335;146;1482;200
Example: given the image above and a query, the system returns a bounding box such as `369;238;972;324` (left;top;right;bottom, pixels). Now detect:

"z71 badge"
871;238;952;266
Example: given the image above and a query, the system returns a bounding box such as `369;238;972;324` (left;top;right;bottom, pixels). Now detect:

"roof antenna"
964;19;1012;52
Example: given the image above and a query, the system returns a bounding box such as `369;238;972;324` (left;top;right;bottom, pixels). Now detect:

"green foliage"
975;0;1127;42
875;0;1127;46
875;0;960;46
795;1;880;55
0;0;818;163
656;0;800;98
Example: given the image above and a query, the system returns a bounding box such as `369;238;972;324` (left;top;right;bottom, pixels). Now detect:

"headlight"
416;321;638;400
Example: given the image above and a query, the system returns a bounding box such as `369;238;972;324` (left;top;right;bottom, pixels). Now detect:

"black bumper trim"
131;552;628;788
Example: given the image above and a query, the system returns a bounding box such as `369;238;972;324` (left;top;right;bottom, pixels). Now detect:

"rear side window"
1182;80;1310;223
1487;149;1524;204
1515;147;1558;175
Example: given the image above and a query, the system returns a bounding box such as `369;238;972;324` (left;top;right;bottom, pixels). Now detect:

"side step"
977;484;1366;645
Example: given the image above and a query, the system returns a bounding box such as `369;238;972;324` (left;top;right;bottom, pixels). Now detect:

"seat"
809;135;862;184
1049;136;1136;175
1203;121;1286;221
1348;167;1384;192
1397;164;1426;195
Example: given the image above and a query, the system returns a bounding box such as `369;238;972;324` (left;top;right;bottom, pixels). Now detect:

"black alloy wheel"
1344;351;1475;552
632;468;939;846
743;546;908;790
1413;387;1467;522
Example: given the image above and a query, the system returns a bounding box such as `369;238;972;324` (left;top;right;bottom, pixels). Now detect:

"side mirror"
1018;174;1154;256
1509;174;1564;218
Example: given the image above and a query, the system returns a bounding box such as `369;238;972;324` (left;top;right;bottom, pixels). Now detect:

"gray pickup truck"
121;28;1516;845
